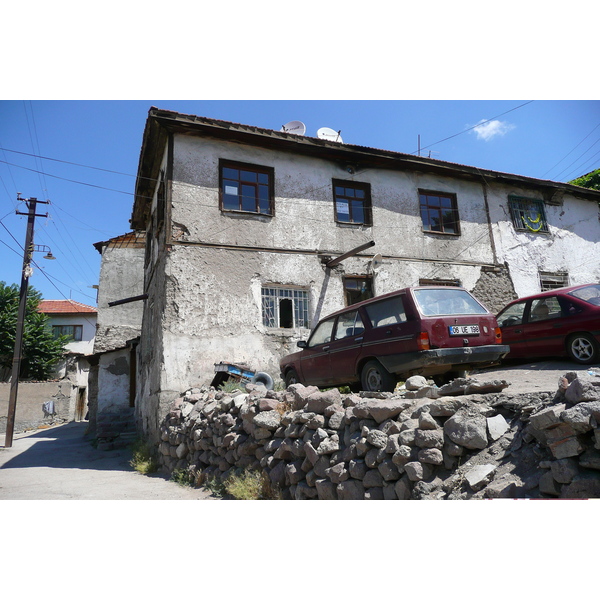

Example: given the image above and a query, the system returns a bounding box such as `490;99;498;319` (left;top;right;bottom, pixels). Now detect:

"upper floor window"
220;160;274;216
52;324;83;341
508;195;548;233
333;180;372;225
419;190;460;235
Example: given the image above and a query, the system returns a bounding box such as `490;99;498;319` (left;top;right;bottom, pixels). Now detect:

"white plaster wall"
97;349;130;413
171;135;494;266
47;314;96;354
488;184;600;297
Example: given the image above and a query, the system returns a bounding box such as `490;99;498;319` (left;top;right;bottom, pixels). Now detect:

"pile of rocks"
155;371;600;499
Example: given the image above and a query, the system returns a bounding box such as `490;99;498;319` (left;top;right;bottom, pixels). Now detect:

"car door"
298;317;336;386
522;295;574;356
497;300;529;358
327;309;366;385
360;294;416;367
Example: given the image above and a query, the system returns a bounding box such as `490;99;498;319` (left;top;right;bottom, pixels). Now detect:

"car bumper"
379;345;511;375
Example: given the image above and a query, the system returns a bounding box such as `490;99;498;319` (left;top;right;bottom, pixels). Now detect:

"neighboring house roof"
38;300;98;315
131;108;600;230
93;231;146;255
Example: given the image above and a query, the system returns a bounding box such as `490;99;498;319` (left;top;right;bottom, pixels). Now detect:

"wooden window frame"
219;159;275;216
419;189;461;236
332;179;372;226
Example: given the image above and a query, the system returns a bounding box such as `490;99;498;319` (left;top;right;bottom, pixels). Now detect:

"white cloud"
472;119;515;141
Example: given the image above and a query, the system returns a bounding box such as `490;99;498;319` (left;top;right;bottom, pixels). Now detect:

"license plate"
449;324;480;336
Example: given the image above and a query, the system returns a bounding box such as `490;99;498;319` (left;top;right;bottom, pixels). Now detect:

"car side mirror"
297;340;307;348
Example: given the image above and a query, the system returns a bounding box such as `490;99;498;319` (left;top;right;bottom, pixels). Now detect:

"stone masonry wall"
155;371;600;499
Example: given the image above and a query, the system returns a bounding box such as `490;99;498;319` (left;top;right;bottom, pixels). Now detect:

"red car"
496;283;600;365
280;286;509;392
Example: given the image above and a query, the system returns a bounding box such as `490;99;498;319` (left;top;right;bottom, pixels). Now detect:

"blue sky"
1;99;599;305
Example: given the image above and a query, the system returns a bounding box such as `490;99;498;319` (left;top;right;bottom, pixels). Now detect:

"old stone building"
128;108;600;443
87;231;145;442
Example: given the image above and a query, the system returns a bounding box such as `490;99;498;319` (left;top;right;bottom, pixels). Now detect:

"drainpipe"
480;177;499;265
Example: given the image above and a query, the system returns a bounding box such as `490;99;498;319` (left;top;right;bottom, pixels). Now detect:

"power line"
542;122;600;178
411;101;535;155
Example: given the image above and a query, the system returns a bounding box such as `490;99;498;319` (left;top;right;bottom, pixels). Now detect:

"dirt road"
0;421;217;500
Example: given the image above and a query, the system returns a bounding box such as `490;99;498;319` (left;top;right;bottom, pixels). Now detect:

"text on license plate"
449;325;480;336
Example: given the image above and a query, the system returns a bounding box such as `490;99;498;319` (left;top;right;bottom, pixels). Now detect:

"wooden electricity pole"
4;196;49;448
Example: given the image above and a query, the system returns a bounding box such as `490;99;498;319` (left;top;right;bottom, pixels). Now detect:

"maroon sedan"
496;283;600;365
280;286;508;392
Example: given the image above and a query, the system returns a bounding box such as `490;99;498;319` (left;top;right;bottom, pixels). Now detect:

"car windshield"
569;284;600;306
413;288;488;316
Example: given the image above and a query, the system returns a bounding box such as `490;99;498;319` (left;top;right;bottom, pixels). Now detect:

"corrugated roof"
38;300;97;314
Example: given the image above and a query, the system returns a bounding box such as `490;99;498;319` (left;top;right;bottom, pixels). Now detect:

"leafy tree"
569;168;600;191
0;281;68;380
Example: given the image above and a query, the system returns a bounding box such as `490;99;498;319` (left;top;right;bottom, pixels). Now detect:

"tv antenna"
317;127;343;143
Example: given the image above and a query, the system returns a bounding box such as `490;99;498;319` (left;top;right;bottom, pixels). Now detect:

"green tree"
0;281;68;380
569;168;600;191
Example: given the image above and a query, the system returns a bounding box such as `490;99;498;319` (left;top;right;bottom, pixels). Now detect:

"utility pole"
4;195;49;448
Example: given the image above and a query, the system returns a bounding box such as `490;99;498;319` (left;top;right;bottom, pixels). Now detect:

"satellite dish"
370;254;383;271
281;121;306;136
317;127;343;143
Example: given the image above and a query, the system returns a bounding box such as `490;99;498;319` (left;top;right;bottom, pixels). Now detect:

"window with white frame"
261;286;309;328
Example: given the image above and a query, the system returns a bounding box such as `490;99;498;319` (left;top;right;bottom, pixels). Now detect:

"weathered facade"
87;232;145;442
130;108;600;443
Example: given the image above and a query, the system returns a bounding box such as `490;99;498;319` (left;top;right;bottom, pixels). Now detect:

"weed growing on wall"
130;438;159;474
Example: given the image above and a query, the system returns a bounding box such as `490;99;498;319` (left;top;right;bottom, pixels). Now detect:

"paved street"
0;421;217;500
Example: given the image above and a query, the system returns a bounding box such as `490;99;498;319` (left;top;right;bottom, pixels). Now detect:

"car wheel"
567;333;599;365
361;360;396;392
284;368;300;387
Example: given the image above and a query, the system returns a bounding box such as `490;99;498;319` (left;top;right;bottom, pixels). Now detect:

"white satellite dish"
317;127;343;143
281;120;306;136
370;254;383;271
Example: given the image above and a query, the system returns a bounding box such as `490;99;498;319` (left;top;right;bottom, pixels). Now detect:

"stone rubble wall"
155;371;600;499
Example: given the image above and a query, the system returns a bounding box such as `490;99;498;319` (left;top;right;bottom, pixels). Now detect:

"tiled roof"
38;300;97;314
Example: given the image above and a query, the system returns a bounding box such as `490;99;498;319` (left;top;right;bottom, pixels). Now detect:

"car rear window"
413;288;488;316
570;284;600;306
364;296;407;328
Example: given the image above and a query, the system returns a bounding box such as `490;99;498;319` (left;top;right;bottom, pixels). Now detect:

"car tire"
251;371;274;390
567;333;599;365
361;360;396;392
284;368;300;388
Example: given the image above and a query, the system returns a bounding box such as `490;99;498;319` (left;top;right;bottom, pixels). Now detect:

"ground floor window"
261;286;309;328
539;271;569;291
344;276;373;306
419;278;461;287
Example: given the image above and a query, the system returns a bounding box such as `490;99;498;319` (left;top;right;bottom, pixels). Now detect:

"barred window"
261;287;309;328
508;195;549;233
539;271;569;291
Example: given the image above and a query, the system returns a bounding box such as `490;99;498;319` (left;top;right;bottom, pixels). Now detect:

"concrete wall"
0;356;90;434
